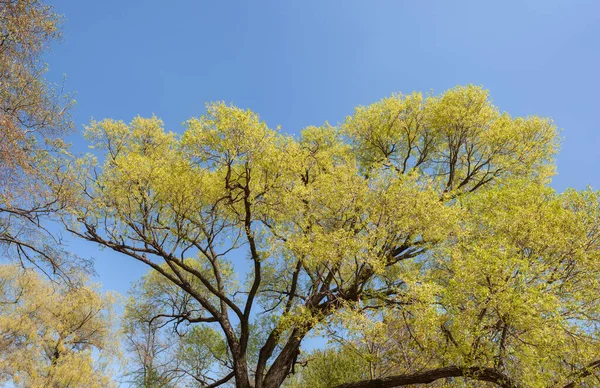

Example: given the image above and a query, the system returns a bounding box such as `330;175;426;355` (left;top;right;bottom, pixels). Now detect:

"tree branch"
332;366;521;388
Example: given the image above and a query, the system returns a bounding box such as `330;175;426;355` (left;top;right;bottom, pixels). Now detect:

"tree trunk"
232;348;252;388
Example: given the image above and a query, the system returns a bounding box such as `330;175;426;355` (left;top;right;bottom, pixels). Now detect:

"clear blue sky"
45;0;600;294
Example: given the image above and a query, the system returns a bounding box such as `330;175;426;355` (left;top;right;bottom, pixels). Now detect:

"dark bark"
332;366;521;388
561;359;600;388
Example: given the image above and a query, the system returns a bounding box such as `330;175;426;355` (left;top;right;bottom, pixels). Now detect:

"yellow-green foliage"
0;265;116;387
64;85;600;387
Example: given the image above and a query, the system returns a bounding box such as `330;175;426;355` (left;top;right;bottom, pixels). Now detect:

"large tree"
63;85;600;387
0;0;77;278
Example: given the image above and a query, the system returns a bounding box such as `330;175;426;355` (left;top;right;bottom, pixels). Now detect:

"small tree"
284;348;371;388
122;268;230;387
65;85;600;387
0;264;116;387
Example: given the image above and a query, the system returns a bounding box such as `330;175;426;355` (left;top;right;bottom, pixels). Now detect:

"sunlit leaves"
0;265;116;387
67;85;600;387
344;85;558;194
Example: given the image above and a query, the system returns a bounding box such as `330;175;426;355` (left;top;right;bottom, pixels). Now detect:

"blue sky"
45;0;600;294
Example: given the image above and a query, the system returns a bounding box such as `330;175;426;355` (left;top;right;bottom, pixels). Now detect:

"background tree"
0;0;77;278
122;266;230;387
0;263;117;387
284;347;371;388
63;85;600;387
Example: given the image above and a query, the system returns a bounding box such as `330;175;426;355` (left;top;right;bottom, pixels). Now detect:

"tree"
0;0;77;278
284;347;371;388
63;85;600;387
0;263;117;387
122;267;230;387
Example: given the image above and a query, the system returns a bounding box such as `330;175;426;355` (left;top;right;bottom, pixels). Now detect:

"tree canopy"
0;0;77;279
57;85;600;387
0;264;116;387
0;3;118;386
2;2;599;388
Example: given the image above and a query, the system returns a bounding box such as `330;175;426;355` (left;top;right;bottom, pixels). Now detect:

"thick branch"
332;366;521;388
561;359;600;388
